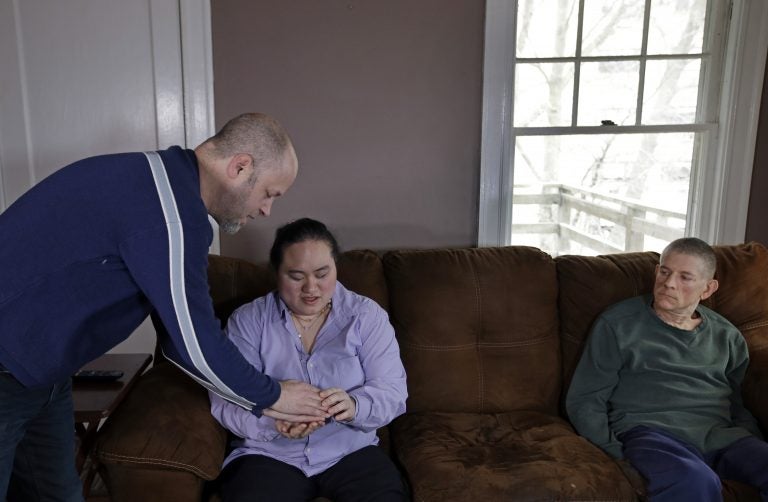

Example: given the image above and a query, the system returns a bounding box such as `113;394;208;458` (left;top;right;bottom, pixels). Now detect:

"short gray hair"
661;237;717;278
206;113;292;169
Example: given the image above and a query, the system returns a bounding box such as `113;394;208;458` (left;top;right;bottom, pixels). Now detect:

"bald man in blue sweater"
567;238;768;501
0;113;329;501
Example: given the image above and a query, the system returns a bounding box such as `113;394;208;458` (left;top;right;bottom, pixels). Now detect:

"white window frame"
479;0;768;248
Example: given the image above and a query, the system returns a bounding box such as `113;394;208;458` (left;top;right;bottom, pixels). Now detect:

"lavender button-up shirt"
210;282;408;476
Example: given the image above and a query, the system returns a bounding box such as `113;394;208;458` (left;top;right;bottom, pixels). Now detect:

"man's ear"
700;279;719;301
225;153;253;180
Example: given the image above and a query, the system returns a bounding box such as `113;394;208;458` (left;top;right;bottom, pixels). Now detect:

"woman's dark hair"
269;218;340;270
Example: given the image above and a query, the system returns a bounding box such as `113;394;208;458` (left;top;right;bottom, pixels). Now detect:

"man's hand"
263;380;329;422
320;387;356;422
274;419;325;439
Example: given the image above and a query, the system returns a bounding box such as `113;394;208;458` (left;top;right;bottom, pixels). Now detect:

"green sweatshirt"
566;295;762;459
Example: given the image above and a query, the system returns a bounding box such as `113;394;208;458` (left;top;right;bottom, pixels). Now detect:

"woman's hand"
274;419;325;439
320;387;356;422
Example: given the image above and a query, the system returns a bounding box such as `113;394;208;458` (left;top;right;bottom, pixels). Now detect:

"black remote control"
72;369;124;382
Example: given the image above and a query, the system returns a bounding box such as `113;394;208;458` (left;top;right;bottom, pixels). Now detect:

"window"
479;0;768;256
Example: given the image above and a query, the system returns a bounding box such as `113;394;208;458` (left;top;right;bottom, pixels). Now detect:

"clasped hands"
264;380;355;439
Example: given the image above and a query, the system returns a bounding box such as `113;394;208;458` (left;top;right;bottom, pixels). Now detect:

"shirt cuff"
349;392;370;426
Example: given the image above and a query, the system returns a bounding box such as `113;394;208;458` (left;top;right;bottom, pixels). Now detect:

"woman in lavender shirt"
210;218;408;501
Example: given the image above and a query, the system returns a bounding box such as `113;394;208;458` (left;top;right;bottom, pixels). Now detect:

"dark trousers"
218;445;408;502
620;425;768;502
0;372;83;502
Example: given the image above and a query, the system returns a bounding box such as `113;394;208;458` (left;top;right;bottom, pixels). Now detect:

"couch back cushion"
383;246;560;414
556;242;768;426
207;254;276;326
156;251;388;364
336;249;390;311
705;243;768;428
207;249;388;325
556;251;659;391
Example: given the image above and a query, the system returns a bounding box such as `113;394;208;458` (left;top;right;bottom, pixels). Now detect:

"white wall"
0;0;189;356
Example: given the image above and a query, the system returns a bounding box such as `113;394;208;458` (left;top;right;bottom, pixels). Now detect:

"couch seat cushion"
392;411;639;501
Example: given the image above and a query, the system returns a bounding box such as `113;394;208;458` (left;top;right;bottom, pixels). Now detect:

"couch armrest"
95;362;228;481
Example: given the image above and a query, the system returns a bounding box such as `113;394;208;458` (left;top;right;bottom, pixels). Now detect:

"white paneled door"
0;0;213;355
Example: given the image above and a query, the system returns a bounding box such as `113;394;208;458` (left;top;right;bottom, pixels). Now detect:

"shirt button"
308;363;313;368
306;447;311;453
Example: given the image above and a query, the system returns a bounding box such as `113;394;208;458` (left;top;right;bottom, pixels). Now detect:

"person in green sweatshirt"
566;237;768;502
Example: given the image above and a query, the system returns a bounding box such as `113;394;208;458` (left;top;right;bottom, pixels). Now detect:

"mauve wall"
746;50;768;247
212;2;766;260
212;0;484;262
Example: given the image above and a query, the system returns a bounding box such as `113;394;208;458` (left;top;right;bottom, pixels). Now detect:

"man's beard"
214;171;259;235
218;219;243;235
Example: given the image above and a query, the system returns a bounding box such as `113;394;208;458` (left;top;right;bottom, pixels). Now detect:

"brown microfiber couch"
94;243;768;501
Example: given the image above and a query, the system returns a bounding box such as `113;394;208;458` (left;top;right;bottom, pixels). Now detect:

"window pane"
516;0;578;58
648;0;707;55
511;133;694;255
514;63;574;127
578;61;639;126
582;0;645;56
643;59;702;124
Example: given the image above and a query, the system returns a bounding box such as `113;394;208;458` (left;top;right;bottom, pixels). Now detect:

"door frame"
177;0;220;253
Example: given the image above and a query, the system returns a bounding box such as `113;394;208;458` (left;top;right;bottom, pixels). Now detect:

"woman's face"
277;239;337;316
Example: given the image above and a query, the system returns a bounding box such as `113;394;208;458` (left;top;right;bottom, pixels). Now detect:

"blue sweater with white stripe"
0;146;280;411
